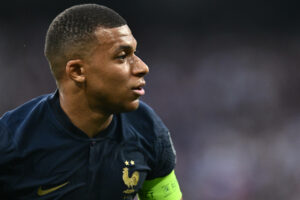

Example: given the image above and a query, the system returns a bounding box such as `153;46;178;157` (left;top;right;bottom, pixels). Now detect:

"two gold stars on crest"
124;160;135;166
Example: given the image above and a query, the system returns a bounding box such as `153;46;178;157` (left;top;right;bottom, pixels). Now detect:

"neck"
58;88;113;138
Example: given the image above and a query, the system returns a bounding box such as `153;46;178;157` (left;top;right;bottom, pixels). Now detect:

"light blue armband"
138;170;182;200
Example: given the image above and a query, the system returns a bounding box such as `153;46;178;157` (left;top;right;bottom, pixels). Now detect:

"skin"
58;25;149;138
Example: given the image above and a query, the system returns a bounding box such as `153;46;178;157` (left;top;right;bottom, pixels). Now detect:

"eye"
117;54;127;60
116;52;128;61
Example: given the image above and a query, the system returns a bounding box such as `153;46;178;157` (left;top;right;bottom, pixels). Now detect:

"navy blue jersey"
0;92;176;200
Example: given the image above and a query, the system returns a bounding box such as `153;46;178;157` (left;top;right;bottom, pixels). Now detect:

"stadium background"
1;0;300;199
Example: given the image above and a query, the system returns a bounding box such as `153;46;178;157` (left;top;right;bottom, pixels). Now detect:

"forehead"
94;25;137;52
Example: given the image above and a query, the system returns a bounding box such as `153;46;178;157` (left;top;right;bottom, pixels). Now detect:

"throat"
58;90;114;138
72;113;113;138
85;114;113;138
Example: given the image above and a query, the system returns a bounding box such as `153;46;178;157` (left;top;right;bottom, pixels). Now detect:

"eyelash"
117;51;138;60
118;54;127;60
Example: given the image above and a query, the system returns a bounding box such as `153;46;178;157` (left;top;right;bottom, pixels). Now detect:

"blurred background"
1;0;300;199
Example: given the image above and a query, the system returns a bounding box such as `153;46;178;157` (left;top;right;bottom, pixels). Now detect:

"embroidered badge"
122;160;139;194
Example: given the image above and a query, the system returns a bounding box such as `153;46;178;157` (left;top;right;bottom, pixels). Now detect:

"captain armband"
138;170;182;200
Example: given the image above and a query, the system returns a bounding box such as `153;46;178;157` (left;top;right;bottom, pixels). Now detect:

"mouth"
131;82;146;96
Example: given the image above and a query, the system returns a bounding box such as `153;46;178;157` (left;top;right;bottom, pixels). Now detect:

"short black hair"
44;4;127;80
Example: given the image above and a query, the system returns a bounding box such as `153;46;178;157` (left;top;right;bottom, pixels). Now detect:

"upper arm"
138;132;182;200
132;102;182;199
138;170;182;200
0;122;14;162
0;121;13;194
146;131;177;180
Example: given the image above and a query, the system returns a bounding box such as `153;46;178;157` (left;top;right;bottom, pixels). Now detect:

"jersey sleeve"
127;101;178;180
0;121;14;165
131;101;177;180
138;170;182;200
147;131;177;179
135;102;182;199
0;121;14;194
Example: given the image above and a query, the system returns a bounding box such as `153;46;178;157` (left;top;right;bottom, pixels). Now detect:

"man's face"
83;25;149;113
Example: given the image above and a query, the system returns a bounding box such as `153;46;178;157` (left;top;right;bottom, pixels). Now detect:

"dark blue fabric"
0;91;176;200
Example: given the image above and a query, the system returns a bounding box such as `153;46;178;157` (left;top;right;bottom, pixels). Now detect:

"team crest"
122;160;139;194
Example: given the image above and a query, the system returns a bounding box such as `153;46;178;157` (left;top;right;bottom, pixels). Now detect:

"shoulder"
121;101;176;178
0;120;12;151
123;101;169;140
0;93;53;140
0;94;52;124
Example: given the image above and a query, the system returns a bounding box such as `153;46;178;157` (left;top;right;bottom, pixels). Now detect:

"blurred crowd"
1;1;300;199
140;30;300;200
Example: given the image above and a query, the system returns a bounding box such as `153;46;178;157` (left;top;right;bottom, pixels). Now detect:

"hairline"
53;25;130;82
45;4;128;82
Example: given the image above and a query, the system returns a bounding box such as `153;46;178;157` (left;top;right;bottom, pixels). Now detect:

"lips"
131;82;146;96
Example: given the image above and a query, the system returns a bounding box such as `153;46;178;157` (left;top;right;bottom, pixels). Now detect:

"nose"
131;55;149;77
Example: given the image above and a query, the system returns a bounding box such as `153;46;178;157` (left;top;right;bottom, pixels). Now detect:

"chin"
126;99;140;111
119;99;140;113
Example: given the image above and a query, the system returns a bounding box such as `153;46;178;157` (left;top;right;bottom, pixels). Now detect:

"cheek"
86;62;131;97
104;74;129;91
94;72;130;97
104;67;131;88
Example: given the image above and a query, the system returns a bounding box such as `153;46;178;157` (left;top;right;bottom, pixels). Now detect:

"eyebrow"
114;45;135;53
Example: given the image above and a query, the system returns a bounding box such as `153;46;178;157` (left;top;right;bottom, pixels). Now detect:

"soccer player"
0;4;182;200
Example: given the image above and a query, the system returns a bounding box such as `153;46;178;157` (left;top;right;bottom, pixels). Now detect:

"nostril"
132;65;148;77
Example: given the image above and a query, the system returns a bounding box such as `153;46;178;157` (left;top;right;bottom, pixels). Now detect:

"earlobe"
66;59;86;83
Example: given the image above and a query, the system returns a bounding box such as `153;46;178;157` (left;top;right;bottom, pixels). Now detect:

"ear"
65;59;86;83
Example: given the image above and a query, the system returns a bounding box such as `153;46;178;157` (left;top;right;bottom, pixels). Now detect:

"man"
0;4;182;200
